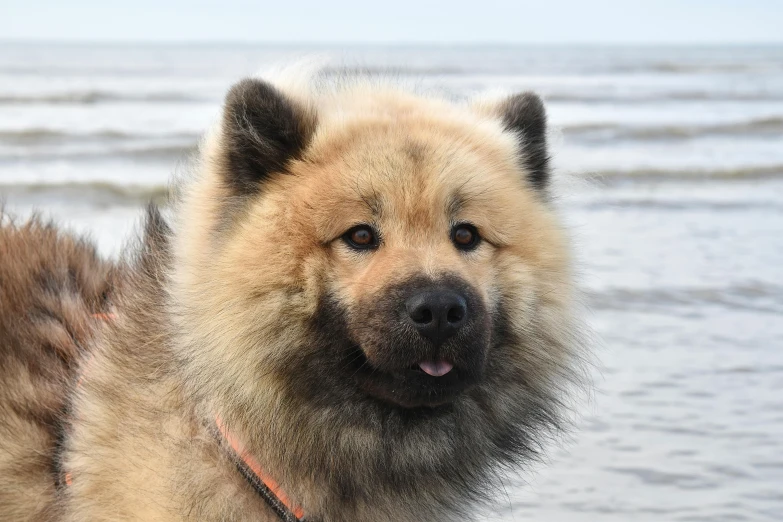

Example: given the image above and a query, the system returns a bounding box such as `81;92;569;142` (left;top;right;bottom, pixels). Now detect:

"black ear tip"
508;91;546;113
225;78;252;103
500;91;550;191
224;78;277;111
222;78;292;133
502;91;547;138
219;77;313;196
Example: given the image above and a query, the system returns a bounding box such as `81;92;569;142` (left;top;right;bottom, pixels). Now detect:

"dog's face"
296;127;503;408
288;116;568;409
174;78;576;432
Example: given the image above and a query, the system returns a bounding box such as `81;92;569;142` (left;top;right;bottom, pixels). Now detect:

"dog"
0;68;586;521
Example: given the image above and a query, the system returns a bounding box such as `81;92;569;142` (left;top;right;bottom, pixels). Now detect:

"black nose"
405;289;468;346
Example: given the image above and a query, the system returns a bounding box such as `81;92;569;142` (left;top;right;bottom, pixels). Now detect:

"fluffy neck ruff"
185;293;572;521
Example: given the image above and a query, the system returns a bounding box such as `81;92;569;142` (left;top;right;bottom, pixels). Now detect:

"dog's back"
0;215;113;520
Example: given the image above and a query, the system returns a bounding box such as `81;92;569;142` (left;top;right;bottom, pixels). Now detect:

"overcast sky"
2;0;782;44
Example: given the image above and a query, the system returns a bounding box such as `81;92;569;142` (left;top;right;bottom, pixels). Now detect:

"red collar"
78;313;304;520
214;415;305;522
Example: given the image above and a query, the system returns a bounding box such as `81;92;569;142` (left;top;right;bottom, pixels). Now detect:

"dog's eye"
343;225;379;250
451;224;480;251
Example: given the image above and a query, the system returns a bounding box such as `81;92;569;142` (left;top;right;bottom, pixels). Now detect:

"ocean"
1;43;781;521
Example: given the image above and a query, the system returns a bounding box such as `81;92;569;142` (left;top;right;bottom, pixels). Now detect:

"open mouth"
348;350;474;408
415;360;454;377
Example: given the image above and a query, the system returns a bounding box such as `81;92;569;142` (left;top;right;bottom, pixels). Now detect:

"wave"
649;62;781;74
0;129;200;145
609;62;783;74
0;144;198;162
548;92;783;103
0;91;207;105
563;118;783;141
0;181;169;204
577;198;783;212
589;283;783;315
585;166;783;181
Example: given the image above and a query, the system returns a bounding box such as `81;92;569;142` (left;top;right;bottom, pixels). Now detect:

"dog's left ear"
478;92;550;191
501;92;549;190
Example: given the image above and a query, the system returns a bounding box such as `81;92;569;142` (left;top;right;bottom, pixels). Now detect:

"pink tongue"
418;360;454;377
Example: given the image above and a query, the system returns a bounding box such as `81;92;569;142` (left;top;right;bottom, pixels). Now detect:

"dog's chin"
349;350;483;409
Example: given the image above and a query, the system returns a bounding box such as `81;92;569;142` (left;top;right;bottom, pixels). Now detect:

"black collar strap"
214;415;305;522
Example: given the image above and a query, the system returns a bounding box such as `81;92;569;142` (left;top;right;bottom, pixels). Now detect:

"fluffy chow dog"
0;69;586;521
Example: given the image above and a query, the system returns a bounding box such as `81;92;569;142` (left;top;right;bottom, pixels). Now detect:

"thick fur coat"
0;69;586;521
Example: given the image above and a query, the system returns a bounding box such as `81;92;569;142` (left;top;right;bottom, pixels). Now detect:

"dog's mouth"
348;350;477;408
416;360;454;377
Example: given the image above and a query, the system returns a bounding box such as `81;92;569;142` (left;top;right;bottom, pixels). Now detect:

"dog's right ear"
219;78;316;195
498;92;550;192
471;91;550;192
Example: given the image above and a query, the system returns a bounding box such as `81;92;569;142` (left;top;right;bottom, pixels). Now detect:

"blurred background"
2;2;782;520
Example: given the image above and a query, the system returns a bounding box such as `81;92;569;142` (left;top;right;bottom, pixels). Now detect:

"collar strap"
214;415;305;522
69;313;304;520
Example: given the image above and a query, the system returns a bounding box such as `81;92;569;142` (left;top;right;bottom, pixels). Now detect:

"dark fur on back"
0;212;115;520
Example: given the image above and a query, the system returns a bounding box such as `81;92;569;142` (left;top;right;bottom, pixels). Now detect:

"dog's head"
171;73;584;507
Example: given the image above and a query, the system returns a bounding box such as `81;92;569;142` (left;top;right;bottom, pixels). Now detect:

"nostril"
410;306;433;325
405;288;469;342
446;305;465;324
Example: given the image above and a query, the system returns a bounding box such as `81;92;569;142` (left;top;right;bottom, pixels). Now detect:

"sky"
2;0;782;44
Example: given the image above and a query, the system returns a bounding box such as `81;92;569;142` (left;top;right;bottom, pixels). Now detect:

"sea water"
1;43;781;521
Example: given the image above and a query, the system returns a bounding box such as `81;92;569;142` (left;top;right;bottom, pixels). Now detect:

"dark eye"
343;225;379;250
451;223;480;251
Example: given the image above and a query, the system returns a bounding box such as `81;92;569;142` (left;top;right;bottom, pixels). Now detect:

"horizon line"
2;39;782;47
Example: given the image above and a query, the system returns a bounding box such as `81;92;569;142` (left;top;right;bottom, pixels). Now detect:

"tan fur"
0;71;586;521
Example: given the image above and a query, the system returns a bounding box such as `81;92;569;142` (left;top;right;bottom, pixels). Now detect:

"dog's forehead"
302;116;518;213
